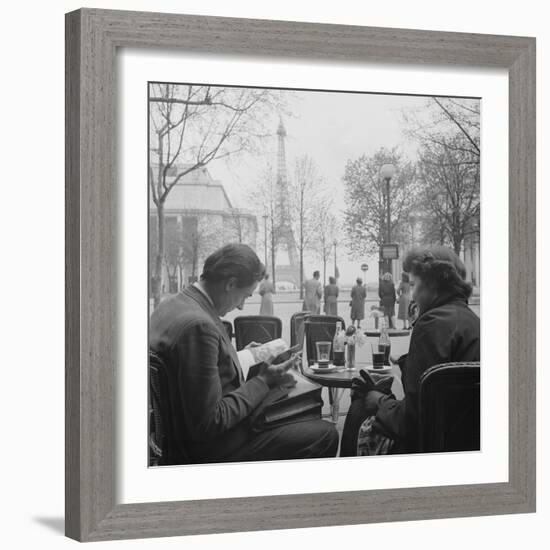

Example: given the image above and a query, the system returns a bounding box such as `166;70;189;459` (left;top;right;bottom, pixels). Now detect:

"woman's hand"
364;390;386;412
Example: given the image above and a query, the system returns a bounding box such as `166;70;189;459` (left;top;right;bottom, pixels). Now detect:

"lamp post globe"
380;163;396;180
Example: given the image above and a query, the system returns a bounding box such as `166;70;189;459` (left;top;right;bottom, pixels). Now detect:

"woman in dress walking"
397;272;411;329
323;276;339;316
378;272;397;329
350;278;367;328
258;273;275;316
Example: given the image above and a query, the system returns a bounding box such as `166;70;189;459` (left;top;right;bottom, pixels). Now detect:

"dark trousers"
223;419;339;462
340;398;372;457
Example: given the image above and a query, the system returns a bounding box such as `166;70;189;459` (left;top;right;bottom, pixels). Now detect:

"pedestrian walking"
350;278;367;328
303;271;323;313
258;273;275;316
397;272;411;329
323;276;339;316
379;272;397;329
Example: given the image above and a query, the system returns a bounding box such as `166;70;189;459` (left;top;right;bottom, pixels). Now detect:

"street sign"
381;244;399;260
360;263;369;272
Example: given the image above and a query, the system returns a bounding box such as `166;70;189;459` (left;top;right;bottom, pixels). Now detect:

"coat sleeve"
375;312;456;449
172;320;270;443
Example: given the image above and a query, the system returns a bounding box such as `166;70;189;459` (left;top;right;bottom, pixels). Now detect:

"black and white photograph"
148;82;481;466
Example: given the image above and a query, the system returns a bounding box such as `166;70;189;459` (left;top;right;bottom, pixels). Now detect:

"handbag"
357;416;395;455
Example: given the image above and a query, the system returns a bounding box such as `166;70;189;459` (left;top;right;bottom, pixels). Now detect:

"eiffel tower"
274;119;301;288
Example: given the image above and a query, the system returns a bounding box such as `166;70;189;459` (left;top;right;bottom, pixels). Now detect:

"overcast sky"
201;88;437;284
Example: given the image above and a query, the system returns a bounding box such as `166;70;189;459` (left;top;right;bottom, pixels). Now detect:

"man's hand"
257;354;300;388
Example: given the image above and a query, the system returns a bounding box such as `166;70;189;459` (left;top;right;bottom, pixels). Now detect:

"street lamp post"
270;213;276;285
262;213;268;269
333;239;338;281
380;163;396;276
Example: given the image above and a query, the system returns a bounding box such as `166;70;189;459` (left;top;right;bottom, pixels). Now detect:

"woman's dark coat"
376;293;480;452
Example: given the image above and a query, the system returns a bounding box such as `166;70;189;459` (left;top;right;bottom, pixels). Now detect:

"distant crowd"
258;270;414;330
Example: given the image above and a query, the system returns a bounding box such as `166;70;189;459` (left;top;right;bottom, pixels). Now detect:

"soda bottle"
333;321;345;366
378;318;391;366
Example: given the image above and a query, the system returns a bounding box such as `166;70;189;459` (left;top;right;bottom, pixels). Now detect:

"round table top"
363;329;411;337
302;365;357;388
301;362;404;398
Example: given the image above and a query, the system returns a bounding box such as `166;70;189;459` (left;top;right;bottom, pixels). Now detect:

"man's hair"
403;246;472;298
328;276;336;285
356;277;363;285
201;243;265;288
313;270;320;278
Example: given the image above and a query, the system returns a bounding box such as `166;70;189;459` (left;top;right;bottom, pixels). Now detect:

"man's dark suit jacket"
149;286;271;462
375;293;480;452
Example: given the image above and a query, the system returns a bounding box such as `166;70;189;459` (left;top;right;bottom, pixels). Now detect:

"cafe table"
300;359;405;423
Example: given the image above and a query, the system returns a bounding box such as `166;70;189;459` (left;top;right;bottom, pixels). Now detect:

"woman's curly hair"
403;246;472;299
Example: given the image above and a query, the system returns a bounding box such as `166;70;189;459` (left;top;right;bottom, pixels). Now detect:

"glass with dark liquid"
378;343;391;366
371;343;385;369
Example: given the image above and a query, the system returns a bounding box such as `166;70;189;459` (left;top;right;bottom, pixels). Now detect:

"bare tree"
402;96;480;253
247;163;279;283
149;83;284;307
226;208;245;244
314;203;339;286
342;147;420;258
403;97;480;162
179;217;224;282
290;155;323;298
417;136;480;254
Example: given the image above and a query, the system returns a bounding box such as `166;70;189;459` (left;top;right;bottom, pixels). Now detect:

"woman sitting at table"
340;246;480;456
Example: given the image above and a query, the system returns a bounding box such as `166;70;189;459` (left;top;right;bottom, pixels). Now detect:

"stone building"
149;164;258;294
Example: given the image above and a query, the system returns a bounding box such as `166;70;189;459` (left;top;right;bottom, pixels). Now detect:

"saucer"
365;365;393;375
310;364;339;373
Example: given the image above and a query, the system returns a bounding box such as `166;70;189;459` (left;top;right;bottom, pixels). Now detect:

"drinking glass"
371;343;385;369
315;341;332;365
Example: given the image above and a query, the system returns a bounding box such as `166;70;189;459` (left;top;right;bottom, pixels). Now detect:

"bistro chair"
304;315;346;365
233;315;282;351
290;312;309;349
149;350;192;466
418;361;480;453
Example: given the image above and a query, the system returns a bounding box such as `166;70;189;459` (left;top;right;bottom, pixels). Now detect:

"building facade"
149;164;258;294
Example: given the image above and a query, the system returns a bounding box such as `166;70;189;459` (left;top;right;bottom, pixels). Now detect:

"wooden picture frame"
65;8;536;542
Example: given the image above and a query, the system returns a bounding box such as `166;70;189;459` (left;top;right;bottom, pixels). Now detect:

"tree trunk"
153;201;165;309
453;235;462;255
299;247;304;300
271;216;276;286
192;243;198;281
